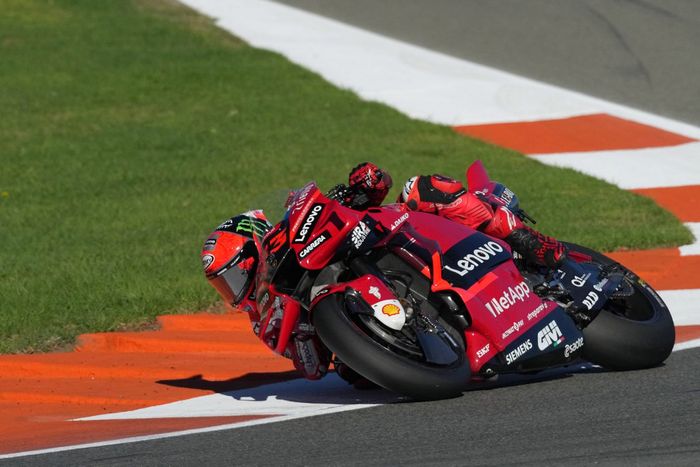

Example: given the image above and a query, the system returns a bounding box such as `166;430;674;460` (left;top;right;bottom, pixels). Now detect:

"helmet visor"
210;261;252;305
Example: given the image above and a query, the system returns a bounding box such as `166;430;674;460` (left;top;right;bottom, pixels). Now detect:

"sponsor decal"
217;218;235;230
484;281;531;318
299;233;328;258
351;221;371;248
312;288;330;300
291;184;314;214
499;187;515;205
262;297;285;338
500;206;517;230
582;291;599;310
401;176;417;201
293;203;324;244
203;235;218;251
537;320;565;350
505;339;533;365
295;338;320;377
382;303;401;316
368;286;381;300
443;196;463;209
371;299;406;330
571;273;591;288
390;213;409;231
217;216;270;237
443;241;504;277
296;322;315;333
527;302;547;322
564;337;584;358
235;218;270;236
201;254;214;271
476;343;490;359
593;277;608;292
502;319;525;340
259;291;270;310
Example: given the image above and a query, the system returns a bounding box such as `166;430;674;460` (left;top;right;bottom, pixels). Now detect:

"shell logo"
382;303;401;316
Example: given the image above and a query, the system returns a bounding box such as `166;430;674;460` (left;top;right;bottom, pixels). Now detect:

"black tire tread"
564;242;675;370
312;295;470;400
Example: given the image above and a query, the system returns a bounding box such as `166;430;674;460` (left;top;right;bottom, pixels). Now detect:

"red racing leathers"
399;174;567;269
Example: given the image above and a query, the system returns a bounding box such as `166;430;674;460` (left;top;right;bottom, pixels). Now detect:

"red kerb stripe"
454;113;695;154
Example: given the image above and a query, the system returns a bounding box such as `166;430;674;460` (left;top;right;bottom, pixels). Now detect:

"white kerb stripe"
680;223;700;256
659;289;700;326
530;142;700;190
180;0;700;138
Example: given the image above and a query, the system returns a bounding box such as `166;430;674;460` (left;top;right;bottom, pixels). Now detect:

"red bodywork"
254;169;561;376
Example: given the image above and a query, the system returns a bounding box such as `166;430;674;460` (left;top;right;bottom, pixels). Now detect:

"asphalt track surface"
11;351;700;466
9;1;700;465
276;0;700;126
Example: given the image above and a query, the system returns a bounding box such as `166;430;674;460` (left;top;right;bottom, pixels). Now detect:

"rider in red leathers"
328;162;566;267
328;162;601;312
203;162;608;387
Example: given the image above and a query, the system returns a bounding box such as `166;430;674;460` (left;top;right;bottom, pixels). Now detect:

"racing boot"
504;226;568;270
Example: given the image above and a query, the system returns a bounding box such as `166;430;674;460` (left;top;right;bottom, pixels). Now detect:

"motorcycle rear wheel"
564;242;675;370
312;295;470;400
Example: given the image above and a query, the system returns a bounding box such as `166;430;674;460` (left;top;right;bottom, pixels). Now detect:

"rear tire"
312;295;470;400
564;243;675;370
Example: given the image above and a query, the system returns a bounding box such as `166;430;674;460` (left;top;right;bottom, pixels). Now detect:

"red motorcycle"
250;161;675;400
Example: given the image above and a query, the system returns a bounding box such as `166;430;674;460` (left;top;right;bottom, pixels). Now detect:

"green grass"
0;0;691;353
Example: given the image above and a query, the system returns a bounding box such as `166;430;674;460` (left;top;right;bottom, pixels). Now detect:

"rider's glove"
348;162;393;208
326;184;353;206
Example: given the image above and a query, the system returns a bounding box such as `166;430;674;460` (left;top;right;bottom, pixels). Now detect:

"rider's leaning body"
202;162;603;382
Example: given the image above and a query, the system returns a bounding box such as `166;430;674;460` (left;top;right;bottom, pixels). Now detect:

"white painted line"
0;407;374;460
4;326;697;461
679;223;700;256
0;375;398;460
659;289;700;326
77;374;396;421
673;338;700;352
180;0;700;139
530;142;700;189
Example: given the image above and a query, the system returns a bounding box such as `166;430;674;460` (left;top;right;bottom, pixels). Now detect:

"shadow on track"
156;361;607;405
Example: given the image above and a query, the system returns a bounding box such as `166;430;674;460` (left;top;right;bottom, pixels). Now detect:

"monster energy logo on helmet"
218;211;272;238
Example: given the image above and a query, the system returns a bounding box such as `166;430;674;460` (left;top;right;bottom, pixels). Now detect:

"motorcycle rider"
202;210;333;381
202;162;613;385
328;162;609;315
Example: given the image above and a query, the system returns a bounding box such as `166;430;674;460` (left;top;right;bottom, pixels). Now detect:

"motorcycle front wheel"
312;295;470;400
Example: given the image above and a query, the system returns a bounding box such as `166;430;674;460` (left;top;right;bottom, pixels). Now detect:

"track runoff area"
3;0;700;459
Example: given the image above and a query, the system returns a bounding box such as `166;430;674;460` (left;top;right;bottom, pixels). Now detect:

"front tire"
312;295;470;400
564;243;675;370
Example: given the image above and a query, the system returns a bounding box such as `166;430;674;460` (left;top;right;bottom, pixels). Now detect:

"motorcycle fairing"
287;185;420;270
286;184;357;268
455;260;545;348
310;274;407;331
481;307;584;373
258;176;588;381
440;233;513;290
255;283;302;354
